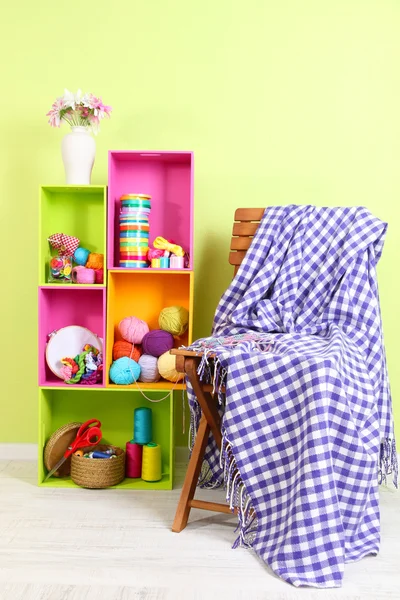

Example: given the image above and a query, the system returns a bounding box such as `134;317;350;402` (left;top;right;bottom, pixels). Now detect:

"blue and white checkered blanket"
187;205;397;588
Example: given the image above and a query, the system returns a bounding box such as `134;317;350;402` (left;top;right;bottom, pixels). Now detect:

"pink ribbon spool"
125;441;143;478
72;266;96;284
170;255;185;269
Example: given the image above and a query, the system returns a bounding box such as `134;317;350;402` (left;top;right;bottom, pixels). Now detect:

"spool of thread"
72;266;96;284
119;316;149;344
94;268;104;284
86;253;104;270
170;256;185;269
159;305;189;336
141;443;162;482
109;357;141;384
134;407;152;444
151;259;161;268
160;257;170;268
113;340;142;362
125;441;143;478
74;247;90;266
138;354;160;383
142;330;174;357
91;451;114;459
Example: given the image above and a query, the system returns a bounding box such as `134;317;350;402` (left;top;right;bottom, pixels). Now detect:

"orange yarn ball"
86;253;104;270
112;341;142;362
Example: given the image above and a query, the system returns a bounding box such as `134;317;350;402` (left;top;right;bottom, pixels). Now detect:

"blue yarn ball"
74;247;90;266
109;357;141;385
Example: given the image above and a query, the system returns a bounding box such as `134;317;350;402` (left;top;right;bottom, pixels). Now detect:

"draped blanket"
187;205;397;588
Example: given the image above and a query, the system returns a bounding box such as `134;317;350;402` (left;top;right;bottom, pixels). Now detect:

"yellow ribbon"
153;236;184;257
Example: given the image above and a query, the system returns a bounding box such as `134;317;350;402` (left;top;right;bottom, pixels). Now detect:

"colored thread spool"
159;257;170;268
94;268;103;284
170;256;185;269
74;450;84;458
151;259;161;268
134;407;152;444
72;266;96;284
92;451;114;459
125;441;143;478
141;443;162;482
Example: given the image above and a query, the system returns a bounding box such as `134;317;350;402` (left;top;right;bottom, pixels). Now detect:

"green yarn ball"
159;305;189;336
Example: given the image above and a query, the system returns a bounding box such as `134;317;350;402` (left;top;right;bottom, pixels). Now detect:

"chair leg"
172;414;210;533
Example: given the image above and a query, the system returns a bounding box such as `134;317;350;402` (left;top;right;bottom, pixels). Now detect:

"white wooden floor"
0;459;399;600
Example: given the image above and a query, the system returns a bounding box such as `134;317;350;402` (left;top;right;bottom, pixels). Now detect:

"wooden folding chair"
171;208;265;533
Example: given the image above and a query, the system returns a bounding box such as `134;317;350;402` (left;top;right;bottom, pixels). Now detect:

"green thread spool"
133;407;152;444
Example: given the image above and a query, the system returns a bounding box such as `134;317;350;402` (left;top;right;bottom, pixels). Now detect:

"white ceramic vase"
61;126;96;184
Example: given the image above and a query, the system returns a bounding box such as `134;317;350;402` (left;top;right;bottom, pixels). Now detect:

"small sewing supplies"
126;407;162;482
119;194;151;268
148;236;186;269
71;443;125;489
46;325;103;385
47;232;104;284
109;306;188;385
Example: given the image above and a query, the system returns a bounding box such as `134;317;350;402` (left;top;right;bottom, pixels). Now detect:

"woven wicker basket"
70;444;125;489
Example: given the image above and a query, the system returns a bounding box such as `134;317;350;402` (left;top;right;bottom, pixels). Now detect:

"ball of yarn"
138;354;160;383
94;268;103;284
147;248;165;260
119;316;149;344
159;305;189;336
113;341;142;362
109;357;141;385
86;252;104;270
74;247;90;266
72;266;95;284
142;330;174;357
158;351;184;383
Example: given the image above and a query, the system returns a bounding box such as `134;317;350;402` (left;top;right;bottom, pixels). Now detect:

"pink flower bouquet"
47;89;112;134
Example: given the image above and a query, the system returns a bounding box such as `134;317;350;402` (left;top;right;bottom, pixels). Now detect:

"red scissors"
45;419;102;481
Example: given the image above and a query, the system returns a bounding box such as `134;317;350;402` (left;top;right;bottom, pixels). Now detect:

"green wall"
1;0;399;443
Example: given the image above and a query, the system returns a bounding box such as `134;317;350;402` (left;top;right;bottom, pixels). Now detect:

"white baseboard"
0;443;37;460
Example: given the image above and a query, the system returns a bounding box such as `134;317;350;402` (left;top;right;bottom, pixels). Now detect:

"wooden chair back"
229;208;265;275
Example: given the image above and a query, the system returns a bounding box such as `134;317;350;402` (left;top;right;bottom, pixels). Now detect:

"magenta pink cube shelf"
108;151;194;270
38;287;106;387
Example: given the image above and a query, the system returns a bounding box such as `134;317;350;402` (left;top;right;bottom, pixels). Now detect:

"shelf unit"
38;151;194;491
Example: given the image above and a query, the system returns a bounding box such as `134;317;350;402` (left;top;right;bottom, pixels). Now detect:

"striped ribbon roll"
119;194;151;268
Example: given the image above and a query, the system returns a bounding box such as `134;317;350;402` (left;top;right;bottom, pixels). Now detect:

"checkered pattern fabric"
187;205;397;588
48;233;80;257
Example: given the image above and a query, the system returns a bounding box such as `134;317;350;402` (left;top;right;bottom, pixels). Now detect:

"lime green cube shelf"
38;388;175;490
39;186;107;286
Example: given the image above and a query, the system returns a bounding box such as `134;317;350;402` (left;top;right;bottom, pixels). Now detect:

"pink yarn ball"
119;316;149;344
142;329;174;357
147;248;165;260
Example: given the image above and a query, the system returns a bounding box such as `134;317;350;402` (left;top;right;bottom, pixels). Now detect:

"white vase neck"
70;126;89;133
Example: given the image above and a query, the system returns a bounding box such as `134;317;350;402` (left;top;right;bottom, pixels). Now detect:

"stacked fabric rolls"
119;194;151;268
